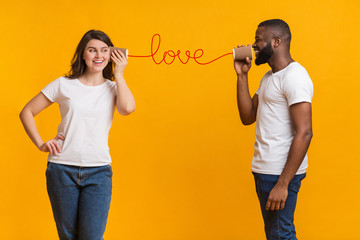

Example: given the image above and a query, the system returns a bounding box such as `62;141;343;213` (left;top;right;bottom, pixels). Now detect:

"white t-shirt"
41;77;117;167
252;62;313;175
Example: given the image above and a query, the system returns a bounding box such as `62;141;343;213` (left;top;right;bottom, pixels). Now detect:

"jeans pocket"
45;162;52;176
288;174;306;193
107;164;113;176
289;181;301;193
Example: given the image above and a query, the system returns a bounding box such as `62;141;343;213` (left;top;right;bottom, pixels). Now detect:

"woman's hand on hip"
39;134;65;156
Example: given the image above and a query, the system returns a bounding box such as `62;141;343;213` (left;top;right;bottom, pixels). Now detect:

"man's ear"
273;37;282;48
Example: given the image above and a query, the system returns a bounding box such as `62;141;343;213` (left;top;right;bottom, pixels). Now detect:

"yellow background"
1;0;359;239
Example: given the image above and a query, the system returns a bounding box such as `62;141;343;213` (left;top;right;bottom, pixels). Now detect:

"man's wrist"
276;178;290;188
237;73;248;81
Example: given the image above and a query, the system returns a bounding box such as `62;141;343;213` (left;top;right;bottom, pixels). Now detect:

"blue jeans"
253;172;306;240
46;162;112;240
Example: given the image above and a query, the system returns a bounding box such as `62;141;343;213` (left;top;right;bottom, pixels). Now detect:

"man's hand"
266;183;288;211
264;102;313;211
234;45;252;76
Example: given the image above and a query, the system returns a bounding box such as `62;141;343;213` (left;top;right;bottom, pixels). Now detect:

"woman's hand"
110;49;136;115
39;134;65;156
111;50;128;78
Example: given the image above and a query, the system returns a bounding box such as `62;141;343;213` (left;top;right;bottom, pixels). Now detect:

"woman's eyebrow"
87;46;108;49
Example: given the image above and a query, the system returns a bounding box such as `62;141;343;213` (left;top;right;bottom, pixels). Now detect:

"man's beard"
255;41;273;66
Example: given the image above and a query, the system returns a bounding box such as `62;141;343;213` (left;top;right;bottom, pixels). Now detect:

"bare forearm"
237;74;256;125
277;132;313;187
19;109;44;149
115;75;136;115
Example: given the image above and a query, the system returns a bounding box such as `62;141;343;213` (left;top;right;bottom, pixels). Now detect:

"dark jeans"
253;172;306;240
46;162;112;240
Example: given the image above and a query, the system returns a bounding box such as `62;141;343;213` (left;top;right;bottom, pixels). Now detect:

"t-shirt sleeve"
41;78;60;102
283;67;313;106
255;84;260;95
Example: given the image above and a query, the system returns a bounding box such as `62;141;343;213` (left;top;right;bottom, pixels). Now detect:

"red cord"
128;34;232;65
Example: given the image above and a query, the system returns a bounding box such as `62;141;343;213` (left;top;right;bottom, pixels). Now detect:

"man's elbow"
306;129;313;141
241;119;253;125
299;127;313;141
240;115;256;126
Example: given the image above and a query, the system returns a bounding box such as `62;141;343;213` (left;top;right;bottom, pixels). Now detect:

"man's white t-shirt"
252;62;313;175
41;77;117;167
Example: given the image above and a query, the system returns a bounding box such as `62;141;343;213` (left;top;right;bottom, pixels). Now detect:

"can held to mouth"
233;45;253;61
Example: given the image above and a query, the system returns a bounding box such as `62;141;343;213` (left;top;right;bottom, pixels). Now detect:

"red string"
128;34;232;65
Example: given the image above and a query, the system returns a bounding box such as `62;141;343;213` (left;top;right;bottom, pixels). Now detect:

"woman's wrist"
37;141;45;151
114;74;125;82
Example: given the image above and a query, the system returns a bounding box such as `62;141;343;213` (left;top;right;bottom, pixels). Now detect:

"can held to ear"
233;45;253;61
109;47;128;59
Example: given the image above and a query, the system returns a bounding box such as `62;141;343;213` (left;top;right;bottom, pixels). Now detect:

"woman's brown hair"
66;30;114;80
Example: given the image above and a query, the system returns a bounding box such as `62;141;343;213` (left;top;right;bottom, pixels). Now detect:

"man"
234;19;313;239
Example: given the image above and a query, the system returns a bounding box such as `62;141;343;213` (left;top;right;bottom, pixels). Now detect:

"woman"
19;30;135;239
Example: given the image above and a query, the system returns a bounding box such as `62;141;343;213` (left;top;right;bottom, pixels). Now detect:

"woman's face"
83;39;110;73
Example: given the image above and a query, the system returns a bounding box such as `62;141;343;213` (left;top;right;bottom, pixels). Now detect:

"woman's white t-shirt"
41;77;117;167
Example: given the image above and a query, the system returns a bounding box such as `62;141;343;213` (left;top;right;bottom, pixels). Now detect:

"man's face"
252;27;274;66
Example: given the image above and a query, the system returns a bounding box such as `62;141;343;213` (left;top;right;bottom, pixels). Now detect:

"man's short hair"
258;19;291;43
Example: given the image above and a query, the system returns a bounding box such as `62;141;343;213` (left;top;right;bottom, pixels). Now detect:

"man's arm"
266;102;313;211
234;46;258;125
237;75;258;125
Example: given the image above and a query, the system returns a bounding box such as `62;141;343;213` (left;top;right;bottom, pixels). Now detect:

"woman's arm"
111;50;136;115
19;92;64;155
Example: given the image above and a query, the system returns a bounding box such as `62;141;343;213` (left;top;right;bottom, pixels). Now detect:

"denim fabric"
46;162;112;240
253;172;306;240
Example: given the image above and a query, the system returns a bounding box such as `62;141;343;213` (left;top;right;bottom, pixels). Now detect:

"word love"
128;34;232;65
